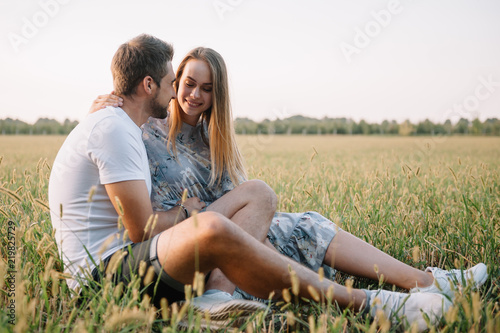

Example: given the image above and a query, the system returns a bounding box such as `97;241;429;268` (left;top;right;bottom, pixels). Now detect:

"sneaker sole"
177;300;268;329
177;313;262;330
177;299;267;320
194;300;267;320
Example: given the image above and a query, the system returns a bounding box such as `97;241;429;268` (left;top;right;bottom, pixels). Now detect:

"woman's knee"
240;179;277;210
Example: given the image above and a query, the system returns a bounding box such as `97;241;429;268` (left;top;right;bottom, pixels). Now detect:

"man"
49;34;450;331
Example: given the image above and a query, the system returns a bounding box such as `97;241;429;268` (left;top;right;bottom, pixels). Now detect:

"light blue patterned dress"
142;116;339;286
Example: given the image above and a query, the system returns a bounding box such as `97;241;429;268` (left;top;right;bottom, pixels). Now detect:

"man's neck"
120;96;150;127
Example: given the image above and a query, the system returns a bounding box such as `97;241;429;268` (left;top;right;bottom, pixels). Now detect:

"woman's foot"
367;289;451;332
410;263;488;298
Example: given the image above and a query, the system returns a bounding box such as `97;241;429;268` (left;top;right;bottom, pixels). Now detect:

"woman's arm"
89;92;123;113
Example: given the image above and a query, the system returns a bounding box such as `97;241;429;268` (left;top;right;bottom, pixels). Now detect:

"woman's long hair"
167;47;246;186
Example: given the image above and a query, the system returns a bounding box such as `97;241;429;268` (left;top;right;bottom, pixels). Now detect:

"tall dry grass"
0;135;499;332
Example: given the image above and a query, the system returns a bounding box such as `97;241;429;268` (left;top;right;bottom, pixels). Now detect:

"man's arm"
105;180;185;243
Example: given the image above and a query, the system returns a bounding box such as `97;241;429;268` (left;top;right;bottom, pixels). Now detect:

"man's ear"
140;76;155;96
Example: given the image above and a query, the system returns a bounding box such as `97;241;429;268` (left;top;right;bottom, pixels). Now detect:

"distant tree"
443;120;452;135
387;120;399;134
433;123;446;135
234;118;258;134
416;119;433;135
399;120;415;136
471;118;483;135
454;118;469;134
358;120;371;135
483;118;500;136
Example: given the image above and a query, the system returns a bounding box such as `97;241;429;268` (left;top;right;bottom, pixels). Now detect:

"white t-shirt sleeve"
87;118;146;185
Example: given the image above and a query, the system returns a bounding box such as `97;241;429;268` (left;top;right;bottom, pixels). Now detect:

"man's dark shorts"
91;233;186;307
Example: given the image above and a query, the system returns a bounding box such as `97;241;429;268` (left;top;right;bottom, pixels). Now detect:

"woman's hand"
89;92;123;114
179;197;207;216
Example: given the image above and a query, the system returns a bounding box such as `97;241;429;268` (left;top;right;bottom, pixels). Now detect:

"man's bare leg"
324;230;434;290
157;212;366;309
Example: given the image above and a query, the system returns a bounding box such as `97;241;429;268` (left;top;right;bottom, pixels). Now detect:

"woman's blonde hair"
168;47;246;186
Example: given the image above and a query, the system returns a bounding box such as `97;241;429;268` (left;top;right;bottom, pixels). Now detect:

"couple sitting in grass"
49;34;487;331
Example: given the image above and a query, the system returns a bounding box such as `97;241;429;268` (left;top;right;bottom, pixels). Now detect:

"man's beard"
150;94;169;119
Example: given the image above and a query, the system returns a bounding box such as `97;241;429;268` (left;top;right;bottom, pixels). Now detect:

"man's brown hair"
111;34;174;96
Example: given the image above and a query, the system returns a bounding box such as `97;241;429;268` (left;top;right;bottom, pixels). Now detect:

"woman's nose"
191;87;200;98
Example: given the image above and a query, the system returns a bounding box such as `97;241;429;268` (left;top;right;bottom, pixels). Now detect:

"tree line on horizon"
1;116;500;136
0;118;79;135
235;115;500;136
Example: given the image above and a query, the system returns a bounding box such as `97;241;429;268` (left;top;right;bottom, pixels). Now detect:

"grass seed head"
184;284;192;300
445;305;458;323
290;270;299;296
282;288;291;303
152;213;159;231
141;294;151;308
318;266;324;282
472;292;482;323
114;196;124;216
308;315;317;333
138;260;147;277
181;188;188;203
345;279;353;294
160;298;169;320
51;271;60;296
143;266;155;286
307;285;320;302
412;246;420;262
286;311;296;326
326;285;334;302
98;235;115;256
144;214;154;233
113;282;123;299
87;185;96;202
193;271;205;296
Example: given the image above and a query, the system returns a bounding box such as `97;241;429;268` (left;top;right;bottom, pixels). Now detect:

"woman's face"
177;59;213;125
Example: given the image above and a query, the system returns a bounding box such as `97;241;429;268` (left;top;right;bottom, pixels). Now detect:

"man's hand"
181;197;207;216
89;92;123;114
105;180;187;243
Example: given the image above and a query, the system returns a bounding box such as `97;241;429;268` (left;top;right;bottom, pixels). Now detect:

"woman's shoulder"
143;114;170;138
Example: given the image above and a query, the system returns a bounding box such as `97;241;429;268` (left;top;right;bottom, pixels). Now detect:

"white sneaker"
368;289;451;332
410;263;488;298
177;289;267;329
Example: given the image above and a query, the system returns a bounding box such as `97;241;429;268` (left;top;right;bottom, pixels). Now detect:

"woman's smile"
177;59;213;125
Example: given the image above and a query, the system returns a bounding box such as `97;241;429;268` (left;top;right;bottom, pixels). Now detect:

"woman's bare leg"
203;180;277;293
324;230;434;289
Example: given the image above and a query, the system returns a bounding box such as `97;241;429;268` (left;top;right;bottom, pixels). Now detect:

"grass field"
0;135;499;332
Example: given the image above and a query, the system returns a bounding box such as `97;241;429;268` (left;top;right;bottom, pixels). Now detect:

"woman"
93;47;487;305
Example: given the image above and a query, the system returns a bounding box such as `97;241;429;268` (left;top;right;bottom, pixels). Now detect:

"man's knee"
195;211;234;244
241;179;277;210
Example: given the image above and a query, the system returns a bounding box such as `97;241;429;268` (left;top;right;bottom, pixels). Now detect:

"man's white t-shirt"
49;107;152;289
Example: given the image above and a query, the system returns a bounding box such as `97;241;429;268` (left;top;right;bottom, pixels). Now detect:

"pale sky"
1;0;499;124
